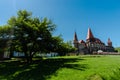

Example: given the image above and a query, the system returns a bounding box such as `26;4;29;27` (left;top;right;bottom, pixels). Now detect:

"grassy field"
0;55;120;80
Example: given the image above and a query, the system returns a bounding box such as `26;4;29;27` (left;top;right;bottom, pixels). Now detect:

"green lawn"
0;55;120;80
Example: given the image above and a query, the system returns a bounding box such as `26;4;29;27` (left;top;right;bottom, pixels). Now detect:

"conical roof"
74;32;78;41
108;38;112;43
107;38;112;46
86;28;94;39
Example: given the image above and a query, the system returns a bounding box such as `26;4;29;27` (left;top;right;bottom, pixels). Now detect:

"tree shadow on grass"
63;63;87;71
0;58;88;80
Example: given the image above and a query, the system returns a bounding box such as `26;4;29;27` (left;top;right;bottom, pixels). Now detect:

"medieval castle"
73;28;115;54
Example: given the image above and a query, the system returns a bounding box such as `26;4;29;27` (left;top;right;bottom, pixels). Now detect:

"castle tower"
107;38;112;47
86;28;95;53
73;32;79;48
86;28;94;40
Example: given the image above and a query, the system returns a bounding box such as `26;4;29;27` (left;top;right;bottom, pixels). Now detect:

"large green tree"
8;10;56;63
0;10;75;62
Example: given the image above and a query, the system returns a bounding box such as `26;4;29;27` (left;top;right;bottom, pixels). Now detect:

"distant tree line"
115;47;120;52
0;10;75;63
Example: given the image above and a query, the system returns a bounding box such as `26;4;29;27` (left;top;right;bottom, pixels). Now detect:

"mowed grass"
0;55;120;80
49;55;120;80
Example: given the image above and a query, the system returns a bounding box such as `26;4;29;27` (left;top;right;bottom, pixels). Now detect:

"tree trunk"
29;52;33;63
25;51;34;63
24;52;29;63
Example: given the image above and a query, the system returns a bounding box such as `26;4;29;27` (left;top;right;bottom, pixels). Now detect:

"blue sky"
0;0;120;47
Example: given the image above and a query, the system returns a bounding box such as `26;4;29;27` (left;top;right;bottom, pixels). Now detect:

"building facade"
73;28;115;54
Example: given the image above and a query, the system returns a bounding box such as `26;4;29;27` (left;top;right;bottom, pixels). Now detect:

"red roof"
95;38;102;43
86;28;94;39
74;32;78;41
79;40;85;43
108;38;112;43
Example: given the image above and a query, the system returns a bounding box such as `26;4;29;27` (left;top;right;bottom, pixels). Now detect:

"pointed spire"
108;38;112;46
74;32;78;41
108;38;111;43
73;32;79;51
86;28;94;39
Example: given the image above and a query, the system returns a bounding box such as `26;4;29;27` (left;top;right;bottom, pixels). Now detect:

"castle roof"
95;38;102;43
79;40;85;43
74;32;78;41
108;38;112;43
86;28;94;40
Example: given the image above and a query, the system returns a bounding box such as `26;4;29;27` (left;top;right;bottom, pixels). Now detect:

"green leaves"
0;10;75;62
7;10;57;59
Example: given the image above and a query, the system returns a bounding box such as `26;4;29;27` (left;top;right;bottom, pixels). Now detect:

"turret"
86;28;95;43
73;32;79;48
86;28;95;53
86;28;94;40
107;38;112;47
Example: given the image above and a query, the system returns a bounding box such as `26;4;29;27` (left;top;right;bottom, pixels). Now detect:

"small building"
0;51;10;60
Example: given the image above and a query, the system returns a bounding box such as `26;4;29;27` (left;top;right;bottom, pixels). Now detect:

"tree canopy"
0;10;75;63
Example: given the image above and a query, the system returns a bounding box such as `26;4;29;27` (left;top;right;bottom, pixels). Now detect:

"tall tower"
107;38;112;47
73;32;79;48
86;28;95;53
86;28;94;41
